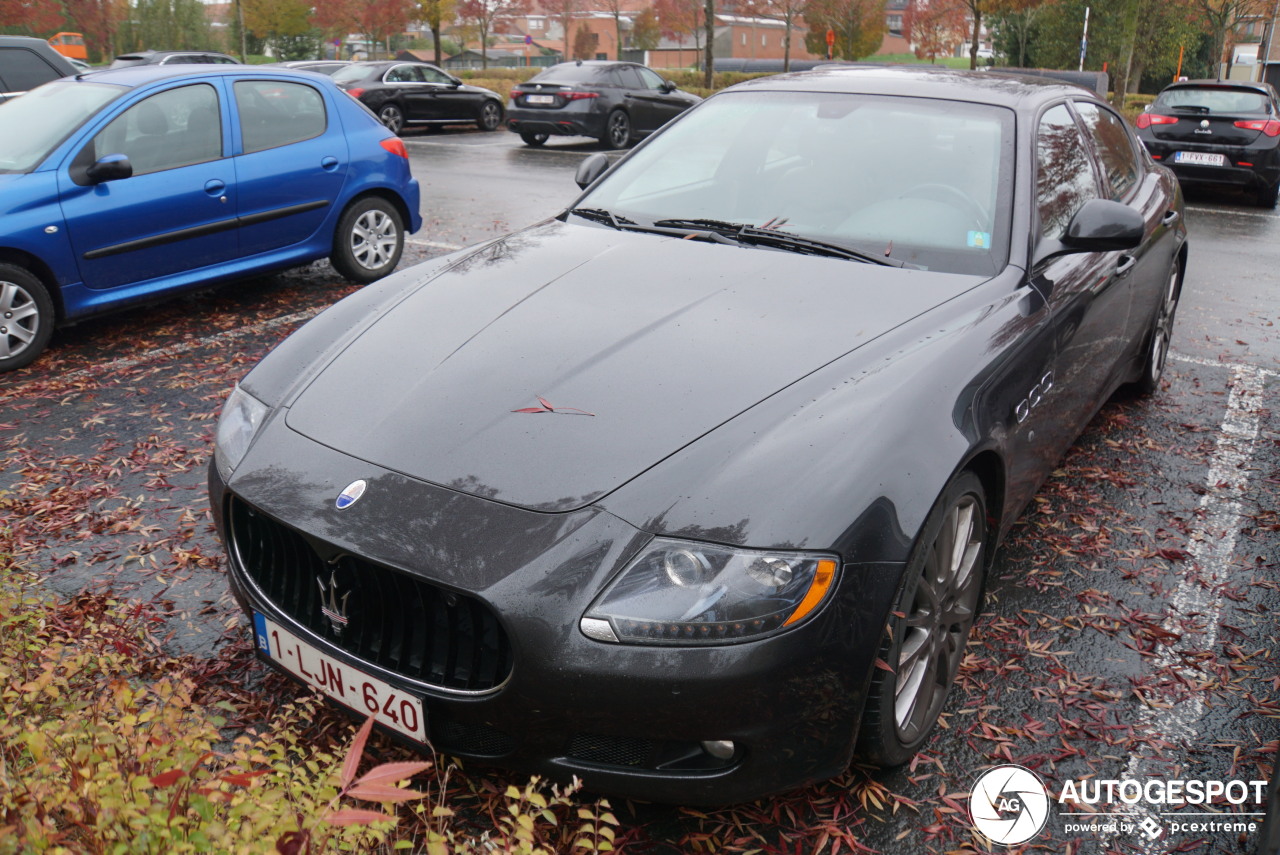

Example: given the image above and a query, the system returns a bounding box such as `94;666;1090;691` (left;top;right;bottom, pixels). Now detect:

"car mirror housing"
575;152;610;189
86;153;133;184
661;80;677;93
1035;198;1144;267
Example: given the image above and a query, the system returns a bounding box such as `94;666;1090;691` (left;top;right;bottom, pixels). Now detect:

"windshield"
331;64;377;85
577;90;1015;275
0;81;124;173
1155;86;1270;115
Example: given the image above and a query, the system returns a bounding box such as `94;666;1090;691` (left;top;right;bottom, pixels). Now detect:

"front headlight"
214;385;269;481
581;538;838;645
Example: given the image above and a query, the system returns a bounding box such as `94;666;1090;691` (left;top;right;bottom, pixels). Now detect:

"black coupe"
211;67;1187;804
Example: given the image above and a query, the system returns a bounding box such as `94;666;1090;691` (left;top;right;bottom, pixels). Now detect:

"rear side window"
91;83;222;175
235;80;325;153
1075;102;1140;200
0;46;65;93
1037;104;1099;240
1155;86;1270;115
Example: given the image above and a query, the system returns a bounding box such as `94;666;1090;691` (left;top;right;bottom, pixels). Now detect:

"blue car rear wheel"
330;197;404;284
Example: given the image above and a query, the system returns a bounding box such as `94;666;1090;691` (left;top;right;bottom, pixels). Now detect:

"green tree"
802;0;886;61
243;0;318;59
119;0;213;51
631;7;660;50
418;0;457;63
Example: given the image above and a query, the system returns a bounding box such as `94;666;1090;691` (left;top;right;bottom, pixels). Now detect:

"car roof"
725;65;1100;110
65;64;332;89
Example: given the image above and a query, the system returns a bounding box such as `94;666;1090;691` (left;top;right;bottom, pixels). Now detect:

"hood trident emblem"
317;570;351;636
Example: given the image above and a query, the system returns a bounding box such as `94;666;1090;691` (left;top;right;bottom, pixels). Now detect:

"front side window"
90;83;222;175
1036;104;1098;240
578;91;1015;275
1074;101;1139;201
637;66;667;91
235;80;325;153
421;66;452;85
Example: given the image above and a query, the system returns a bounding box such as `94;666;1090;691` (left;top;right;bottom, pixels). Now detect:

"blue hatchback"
0;65;422;371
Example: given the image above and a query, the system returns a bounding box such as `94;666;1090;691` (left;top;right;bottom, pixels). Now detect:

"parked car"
1134;78;1280;207
269;60;352;76
67;57;92;73
0;36;76;104
211;66;1186;805
330;61;504;135
507;59;702;148
0;65;421;371
109;50;240;68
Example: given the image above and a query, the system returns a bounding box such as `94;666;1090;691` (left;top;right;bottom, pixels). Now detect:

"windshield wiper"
567;207;636;229
652;218;902;267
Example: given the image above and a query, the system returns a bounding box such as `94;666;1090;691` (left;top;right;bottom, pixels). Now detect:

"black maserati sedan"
211;66;1187;805
331;60;505;135
1134;78;1280;207
507;59;701;148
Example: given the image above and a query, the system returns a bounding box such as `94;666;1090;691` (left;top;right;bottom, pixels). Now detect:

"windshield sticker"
967;230;992;249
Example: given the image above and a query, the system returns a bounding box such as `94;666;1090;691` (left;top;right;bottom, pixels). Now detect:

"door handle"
321;156;339;171
204;179;226;196
1114;254;1137;277
1162;210;1180;225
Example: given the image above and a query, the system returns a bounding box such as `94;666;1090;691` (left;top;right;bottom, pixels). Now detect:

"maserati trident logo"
512;395;595;416
335;479;367;509
317;570;351;636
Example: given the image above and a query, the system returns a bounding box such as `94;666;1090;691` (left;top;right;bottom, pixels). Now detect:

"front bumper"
209;425;903;805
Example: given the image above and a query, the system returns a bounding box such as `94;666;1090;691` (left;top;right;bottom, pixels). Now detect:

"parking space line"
1110;362;1267;850
1184;204;1280;219
407;238;464;251
1171;352;1279;377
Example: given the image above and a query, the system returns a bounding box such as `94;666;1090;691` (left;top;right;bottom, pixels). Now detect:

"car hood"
285;220;978;512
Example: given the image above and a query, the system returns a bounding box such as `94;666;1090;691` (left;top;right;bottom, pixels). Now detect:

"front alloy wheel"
478;100;503;131
857;471;988;767
0;264;54;372
1136;260;1181;395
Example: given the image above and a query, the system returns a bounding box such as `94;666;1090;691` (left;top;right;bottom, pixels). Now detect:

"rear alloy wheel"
602;110;631;149
857;471;988;767
520;131;549;147
378;103;404;135
330;197;404;284
1135;259;1182;395
0;264;54;373
477;100;503;132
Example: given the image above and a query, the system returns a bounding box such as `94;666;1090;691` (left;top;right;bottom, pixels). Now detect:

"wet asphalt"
0;126;1277;853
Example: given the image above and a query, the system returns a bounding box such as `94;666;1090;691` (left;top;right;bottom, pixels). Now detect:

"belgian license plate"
253;613;427;744
1174;151;1226;166
526;94;555;105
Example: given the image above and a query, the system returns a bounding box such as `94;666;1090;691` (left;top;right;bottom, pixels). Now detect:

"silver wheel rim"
0;280;40;360
1149;266;1178;385
349;209;398;271
481;102;500;129
894;495;983;741
380;106;402;134
608;113;628;147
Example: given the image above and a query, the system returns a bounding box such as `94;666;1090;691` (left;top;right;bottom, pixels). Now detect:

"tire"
377;103;404;136
601;109;631;149
1258;181;1279;209
1134;258;1182;396
330;197;404;284
477;100;503;132
0;264;54;373
520;131;549;147
857;471;989;767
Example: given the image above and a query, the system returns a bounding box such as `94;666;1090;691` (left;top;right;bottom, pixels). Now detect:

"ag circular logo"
969;764;1050;845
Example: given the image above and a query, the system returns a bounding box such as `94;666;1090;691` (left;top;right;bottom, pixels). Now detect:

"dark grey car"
507;60;701;148
0;36;76;104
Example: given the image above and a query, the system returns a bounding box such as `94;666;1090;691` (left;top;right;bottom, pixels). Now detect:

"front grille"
433;719;516;756
567;734;654;767
229;496;513;692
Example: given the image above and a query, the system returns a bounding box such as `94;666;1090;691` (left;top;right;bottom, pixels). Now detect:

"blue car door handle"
204;179;226;197
321;157;339;171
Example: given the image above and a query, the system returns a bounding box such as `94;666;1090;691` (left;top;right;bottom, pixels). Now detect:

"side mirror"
660;80;677;93
575;152;610;189
1034;198;1144;266
86;153;133;184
